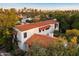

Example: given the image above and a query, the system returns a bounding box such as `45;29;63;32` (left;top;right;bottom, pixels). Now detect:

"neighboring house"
17;14;32;24
21;16;32;23
13;19;59;51
33;15;41;22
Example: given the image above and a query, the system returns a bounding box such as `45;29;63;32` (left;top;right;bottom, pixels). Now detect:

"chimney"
53;19;57;21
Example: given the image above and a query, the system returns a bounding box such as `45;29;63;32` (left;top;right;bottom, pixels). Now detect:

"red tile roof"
25;34;57;47
15;20;57;31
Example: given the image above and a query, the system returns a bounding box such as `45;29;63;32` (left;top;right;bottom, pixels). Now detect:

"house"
13;19;59;51
17;14;32;24
33;15;41;22
21;16;32;23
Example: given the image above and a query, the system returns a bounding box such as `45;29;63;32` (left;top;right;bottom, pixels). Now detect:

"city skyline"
0;3;79;10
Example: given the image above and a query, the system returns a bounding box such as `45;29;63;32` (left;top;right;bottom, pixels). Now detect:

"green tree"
0;8;19;51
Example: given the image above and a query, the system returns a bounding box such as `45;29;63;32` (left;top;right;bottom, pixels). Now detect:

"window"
55;23;58;29
39;29;41;32
45;25;50;30
46;27;49;30
24;32;27;38
42;29;44;31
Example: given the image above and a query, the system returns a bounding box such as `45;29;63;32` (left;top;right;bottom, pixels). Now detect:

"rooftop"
25;34;57;47
15;20;57;31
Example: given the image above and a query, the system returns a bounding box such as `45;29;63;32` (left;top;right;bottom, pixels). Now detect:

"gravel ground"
0;47;12;56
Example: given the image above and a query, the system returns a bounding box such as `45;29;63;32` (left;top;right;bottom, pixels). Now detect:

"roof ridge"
33;34;53;38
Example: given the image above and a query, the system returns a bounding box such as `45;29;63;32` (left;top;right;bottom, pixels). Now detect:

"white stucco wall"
13;28;23;42
21;24;55;43
13;28;26;50
22;27;39;43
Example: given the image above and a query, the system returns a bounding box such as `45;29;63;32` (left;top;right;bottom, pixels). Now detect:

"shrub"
71;36;77;45
66;29;79;36
26;44;47;56
54;30;60;37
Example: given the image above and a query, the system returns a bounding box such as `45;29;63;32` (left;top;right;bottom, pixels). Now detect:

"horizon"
1;3;79;10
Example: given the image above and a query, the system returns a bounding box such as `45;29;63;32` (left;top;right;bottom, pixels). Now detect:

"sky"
0;3;79;10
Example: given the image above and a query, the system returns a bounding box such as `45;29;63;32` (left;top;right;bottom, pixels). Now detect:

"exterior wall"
13;28;23;42
13;28;25;50
38;24;55;37
22;27;39;43
21;24;55;43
